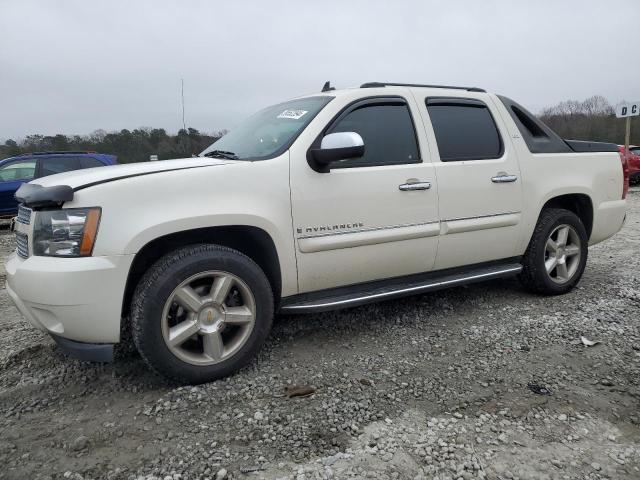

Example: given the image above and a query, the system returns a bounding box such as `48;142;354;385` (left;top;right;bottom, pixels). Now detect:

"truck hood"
33;157;235;190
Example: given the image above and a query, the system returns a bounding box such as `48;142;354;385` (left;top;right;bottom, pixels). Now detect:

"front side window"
328;102;420;168
426;98;503;162
201;96;333;160
0;160;36;181
38;157;81;177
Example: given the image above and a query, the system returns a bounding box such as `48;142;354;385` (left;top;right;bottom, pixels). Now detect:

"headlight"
33;207;101;257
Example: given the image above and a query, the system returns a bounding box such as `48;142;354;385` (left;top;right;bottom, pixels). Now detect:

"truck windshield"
200;96;333;160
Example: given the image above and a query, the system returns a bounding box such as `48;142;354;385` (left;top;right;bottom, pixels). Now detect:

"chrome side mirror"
311;132;365;167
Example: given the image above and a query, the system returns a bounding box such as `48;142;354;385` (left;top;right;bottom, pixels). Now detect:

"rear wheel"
519;208;588;295
131;244;273;384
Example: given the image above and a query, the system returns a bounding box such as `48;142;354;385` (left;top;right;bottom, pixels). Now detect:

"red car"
619;145;640;185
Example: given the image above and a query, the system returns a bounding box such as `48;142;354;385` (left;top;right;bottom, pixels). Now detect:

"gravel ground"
1;190;639;480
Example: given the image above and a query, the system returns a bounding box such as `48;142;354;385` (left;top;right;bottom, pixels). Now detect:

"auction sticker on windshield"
277;110;308;120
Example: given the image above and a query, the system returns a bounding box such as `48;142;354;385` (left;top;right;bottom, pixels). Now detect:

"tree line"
539;95;638;145
1;95;638;162
0;127;224;163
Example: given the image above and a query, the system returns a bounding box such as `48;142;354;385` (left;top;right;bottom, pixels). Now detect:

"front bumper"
51;334;114;362
6;252;134;344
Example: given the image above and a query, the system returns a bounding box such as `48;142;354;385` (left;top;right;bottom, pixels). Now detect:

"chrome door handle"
399;181;431;191
491;174;517;183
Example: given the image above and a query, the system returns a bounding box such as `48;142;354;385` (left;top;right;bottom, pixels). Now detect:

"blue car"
0;151;117;218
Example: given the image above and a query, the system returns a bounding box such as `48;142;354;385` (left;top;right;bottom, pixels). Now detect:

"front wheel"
131;244;273;384
519;208;588;295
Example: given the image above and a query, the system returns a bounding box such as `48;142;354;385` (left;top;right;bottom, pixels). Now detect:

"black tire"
519;208;588;295
114;315;137;360
131;244;273;384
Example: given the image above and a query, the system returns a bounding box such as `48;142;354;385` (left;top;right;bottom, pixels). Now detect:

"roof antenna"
321;81;335;92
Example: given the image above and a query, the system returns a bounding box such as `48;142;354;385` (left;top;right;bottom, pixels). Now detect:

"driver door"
289;94;440;293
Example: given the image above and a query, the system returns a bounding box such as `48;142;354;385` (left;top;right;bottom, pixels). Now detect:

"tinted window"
511;106;547;138
427;100;503;161
79;157;104;168
39;157;81;177
0;160;36;181
497;95;571;154
328;103;419;167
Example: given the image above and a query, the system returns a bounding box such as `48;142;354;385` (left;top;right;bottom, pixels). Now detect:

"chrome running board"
280;261;522;314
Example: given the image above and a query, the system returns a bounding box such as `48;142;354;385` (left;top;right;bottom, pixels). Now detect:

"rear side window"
426;98;503;161
497;95;571;154
79;157;104;168
328;101;420;168
38;157;81;177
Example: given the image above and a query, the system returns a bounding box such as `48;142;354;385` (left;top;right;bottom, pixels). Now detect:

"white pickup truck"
7;82;628;384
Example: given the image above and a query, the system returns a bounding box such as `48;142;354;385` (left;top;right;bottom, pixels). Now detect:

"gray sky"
1;0;638;140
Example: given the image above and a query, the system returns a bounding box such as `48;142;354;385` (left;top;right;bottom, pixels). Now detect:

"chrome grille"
16;232;29;259
16;205;32;225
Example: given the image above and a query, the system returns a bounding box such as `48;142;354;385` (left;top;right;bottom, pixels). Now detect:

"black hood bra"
15;183;74;209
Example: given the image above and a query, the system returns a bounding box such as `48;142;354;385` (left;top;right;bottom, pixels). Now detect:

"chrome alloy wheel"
544;224;582;284
161;271;256;365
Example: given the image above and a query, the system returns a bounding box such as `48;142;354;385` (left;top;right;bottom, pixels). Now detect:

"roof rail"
360;82;486;93
20;151;97;156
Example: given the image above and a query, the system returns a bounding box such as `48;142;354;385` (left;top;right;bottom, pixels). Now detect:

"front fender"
62;154;298;296
124;213;285;255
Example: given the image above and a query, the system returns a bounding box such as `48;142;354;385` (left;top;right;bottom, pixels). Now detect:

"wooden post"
625;116;631;155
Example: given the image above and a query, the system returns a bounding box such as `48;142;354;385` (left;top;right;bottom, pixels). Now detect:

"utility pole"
625;116;631;155
616;101;638;155
181;78;186;132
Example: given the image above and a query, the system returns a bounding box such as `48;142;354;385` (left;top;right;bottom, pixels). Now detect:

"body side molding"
296;212;521;253
442;212;521;235
297;221;440;253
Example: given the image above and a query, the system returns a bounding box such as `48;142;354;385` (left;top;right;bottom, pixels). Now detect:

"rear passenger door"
415;94;523;269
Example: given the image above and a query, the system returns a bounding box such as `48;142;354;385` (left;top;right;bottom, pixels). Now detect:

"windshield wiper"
202;150;239;160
